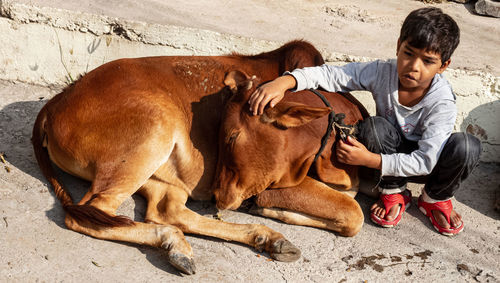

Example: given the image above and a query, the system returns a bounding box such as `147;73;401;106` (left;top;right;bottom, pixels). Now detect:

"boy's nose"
408;58;421;71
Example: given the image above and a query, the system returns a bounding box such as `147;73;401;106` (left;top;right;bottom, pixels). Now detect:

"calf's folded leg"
253;176;364;237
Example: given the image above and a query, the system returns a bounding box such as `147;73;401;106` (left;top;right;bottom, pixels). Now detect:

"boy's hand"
248;75;296;116
336;136;382;169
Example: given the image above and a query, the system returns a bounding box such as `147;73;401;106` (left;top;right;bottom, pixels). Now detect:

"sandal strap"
380;192;411;211
380;193;404;214
418;198;453;224
370;191;412;227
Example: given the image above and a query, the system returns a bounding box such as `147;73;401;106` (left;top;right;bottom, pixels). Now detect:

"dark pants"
356;116;482;200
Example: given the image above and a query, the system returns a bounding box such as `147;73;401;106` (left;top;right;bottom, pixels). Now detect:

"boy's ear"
438;59;451;74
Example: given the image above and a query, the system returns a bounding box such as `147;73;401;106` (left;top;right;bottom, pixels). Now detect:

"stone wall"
1;2;498;161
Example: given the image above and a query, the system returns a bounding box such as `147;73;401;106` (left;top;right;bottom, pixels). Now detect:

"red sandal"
370;191;411;228
418;196;464;236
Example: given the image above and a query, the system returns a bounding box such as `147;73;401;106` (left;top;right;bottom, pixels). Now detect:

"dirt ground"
1;1;500;282
0;80;499;281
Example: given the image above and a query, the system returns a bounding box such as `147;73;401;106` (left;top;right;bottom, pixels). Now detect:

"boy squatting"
248;7;481;236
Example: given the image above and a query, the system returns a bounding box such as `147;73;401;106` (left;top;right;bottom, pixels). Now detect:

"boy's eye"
404;51;413;57
423;59;437;65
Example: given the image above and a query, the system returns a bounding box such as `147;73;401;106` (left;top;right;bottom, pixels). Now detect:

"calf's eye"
227;132;239;145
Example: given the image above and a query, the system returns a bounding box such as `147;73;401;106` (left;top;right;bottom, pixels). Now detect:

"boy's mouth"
403;74;417;82
403;74;417;81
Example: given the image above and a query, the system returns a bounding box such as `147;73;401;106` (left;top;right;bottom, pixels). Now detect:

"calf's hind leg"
252;176;364;237
64;171;196;274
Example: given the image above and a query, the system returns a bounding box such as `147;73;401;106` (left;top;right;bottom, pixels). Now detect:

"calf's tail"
31;106;133;227
31;108;74;207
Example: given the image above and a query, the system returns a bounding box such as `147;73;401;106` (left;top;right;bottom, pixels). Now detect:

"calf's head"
213;70;331;210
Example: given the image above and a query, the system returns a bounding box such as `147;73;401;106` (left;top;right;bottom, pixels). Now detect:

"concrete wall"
1;2;498;162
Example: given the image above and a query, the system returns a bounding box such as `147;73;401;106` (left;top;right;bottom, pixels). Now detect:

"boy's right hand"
248;75;297;116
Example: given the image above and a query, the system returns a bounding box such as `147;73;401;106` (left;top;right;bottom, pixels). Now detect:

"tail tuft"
64;204;135;227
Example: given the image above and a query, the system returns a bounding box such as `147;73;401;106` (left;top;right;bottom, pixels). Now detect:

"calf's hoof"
270;239;301;262
168;253;196;275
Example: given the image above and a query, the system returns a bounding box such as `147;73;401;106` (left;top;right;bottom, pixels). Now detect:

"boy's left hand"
336;136;380;169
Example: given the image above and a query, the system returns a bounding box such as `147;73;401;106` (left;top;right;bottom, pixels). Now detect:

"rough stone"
475;0;500;17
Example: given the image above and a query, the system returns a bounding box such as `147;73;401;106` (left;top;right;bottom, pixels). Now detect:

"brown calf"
32;41;324;274
214;71;366;236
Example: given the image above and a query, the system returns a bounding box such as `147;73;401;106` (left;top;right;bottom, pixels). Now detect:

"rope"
307;89;357;163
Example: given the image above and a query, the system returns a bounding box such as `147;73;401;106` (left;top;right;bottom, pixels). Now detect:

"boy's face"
396;39;450;91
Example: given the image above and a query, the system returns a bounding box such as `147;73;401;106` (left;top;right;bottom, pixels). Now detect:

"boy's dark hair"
400;7;460;64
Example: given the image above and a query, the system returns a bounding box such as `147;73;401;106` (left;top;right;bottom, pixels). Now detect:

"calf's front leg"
142;184;301;262
252;176;364;237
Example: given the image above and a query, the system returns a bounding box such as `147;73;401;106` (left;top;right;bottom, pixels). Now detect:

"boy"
248;7;481;236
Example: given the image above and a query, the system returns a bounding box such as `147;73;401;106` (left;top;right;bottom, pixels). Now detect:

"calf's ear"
224;70;253;93
262;103;332;128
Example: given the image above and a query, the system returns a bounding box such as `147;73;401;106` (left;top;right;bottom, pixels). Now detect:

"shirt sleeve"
380;102;457;177
285;61;380;93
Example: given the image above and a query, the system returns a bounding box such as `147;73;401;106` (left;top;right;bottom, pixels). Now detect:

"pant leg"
356;116;407;193
422;132;482;200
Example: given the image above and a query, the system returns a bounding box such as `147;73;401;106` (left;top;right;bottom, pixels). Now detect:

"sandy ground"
0;80;499;281
1;1;500;282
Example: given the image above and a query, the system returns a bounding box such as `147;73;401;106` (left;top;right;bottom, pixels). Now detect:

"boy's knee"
361;116;392;130
358;116;396;139
357;116;400;153
443;133;482;165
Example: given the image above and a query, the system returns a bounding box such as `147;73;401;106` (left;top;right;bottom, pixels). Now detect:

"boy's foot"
418;192;464;236
370;190;411;227
432;208;462;229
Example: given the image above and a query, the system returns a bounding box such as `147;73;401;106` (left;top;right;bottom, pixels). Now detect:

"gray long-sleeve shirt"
287;59;457;177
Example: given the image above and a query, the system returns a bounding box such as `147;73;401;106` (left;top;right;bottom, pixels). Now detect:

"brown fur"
32;40;326;274
214;71;367;236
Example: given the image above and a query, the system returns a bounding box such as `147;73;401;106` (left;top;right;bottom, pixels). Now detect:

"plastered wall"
1;2;498;162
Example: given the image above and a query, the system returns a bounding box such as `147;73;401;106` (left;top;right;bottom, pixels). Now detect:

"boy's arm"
381;103;457;177
288;61;379;93
249;61;380;115
338;104;455;176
